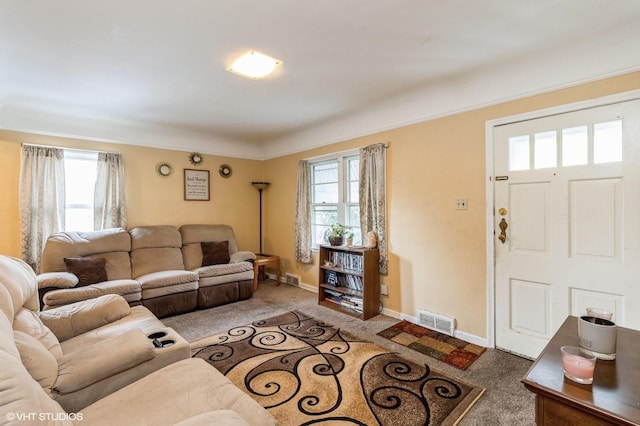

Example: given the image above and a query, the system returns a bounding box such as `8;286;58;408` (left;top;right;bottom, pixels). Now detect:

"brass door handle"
498;218;508;244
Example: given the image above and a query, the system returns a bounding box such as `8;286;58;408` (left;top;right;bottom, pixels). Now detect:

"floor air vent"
285;273;300;286
417;309;456;336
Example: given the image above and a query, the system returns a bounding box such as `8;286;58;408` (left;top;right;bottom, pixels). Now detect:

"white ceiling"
1;1;639;159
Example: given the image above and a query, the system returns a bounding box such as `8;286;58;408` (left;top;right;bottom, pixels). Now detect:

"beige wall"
1;71;638;339
0;131;265;256
263;71;640;339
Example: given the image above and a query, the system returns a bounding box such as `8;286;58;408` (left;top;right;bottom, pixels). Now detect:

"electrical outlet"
280;259;286;270
455;198;468;210
380;284;389;295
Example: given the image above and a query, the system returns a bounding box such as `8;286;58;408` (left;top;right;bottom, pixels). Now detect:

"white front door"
494;99;640;359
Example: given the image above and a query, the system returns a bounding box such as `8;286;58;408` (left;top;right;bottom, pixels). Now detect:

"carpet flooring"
193;310;484;426
378;321;486;370
164;280;536;425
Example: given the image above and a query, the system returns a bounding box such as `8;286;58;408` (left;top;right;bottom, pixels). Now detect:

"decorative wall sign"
184;169;210;201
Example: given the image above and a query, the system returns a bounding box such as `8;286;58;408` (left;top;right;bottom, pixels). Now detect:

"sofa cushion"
180;224;240;253
201;241;230;266
12;309;63;359
39;295;131;342
136;270;198;290
130;225;182;250
64;257;108;286
131;248;186;277
180;224;244;270
42;280;141;308
0;351;71;426
54;329;154;395
196;261;253;278
13;330;58;393
57;306;166;354
40;228;131;274
0;256;40;319
78;358;277;426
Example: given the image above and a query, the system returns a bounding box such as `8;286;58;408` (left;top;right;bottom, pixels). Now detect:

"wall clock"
219;164;232;178
189;152;204;166
156;162;173;177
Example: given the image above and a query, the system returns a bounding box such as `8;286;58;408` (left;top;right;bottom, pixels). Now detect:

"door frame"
484;88;640;351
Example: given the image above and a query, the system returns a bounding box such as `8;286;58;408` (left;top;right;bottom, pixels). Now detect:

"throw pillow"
63;257;108;286
201;241;230;266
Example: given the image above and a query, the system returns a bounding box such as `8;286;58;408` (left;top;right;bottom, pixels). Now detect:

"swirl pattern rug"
193;310;484;425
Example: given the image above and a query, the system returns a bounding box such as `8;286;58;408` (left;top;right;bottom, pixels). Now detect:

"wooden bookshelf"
318;245;380;320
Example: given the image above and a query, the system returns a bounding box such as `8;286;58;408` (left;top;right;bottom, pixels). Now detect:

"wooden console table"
523;316;640;425
253;254;280;292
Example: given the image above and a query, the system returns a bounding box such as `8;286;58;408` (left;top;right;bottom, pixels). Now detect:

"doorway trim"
484;88;640;351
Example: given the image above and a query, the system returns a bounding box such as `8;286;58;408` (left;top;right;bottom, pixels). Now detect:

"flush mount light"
227;50;281;79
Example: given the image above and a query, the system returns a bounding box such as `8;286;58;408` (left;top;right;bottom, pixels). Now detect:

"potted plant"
345;231;354;246
325;223;349;246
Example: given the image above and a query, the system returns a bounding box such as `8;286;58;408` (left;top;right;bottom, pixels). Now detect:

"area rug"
193;310;484;425
377;321;485;370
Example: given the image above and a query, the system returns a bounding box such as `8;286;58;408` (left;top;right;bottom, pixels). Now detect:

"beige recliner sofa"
129;225;199;318
0;255;277;425
180;224;254;309
38;224;255;318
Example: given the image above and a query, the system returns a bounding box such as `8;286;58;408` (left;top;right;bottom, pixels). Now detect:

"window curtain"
294;160;313;264
19;145;66;272
94;152;127;230
359;143;388;275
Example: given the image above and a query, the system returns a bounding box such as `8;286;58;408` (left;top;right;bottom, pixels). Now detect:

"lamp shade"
251;181;270;190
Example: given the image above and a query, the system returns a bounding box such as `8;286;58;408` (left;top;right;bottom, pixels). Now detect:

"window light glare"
227;51;281;79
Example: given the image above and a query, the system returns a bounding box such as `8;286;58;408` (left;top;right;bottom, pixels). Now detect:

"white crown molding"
2;20;638;161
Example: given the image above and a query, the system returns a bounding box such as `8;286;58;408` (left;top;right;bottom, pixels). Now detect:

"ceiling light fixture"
227;50;281;79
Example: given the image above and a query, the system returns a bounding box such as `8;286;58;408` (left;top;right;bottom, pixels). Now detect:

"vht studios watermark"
6;412;83;422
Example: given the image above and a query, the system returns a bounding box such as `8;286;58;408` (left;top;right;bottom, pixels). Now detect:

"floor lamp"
251;181;270;254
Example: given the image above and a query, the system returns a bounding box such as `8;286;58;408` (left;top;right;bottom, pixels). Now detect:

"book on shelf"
324;270;338;286
323;288;363;312
327;251;364;273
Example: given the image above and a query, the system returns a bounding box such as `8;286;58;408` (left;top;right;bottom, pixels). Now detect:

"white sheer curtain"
19;145;66;272
294;160;313;264
359;143;388;275
94;152;127;230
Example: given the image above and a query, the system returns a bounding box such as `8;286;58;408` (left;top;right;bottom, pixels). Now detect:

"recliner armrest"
36;272;79;289
39;294;131;342
53;329;154;394
230;251;256;263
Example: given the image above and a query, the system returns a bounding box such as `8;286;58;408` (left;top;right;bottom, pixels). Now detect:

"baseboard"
272;276;483;345
266;272;317;293
400;314;489;348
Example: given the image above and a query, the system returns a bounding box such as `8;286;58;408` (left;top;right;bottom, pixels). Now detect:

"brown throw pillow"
63;257;108;287
201;241;230;266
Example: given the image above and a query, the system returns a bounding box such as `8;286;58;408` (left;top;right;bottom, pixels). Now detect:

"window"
63;150;98;232
310;152;360;248
508;119;623;171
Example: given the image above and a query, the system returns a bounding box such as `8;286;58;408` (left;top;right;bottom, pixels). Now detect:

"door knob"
498;218;508;244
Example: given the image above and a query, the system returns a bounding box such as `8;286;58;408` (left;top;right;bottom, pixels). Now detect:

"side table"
253;254;280;292
523;315;640;425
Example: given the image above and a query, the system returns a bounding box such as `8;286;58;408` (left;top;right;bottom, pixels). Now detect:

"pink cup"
561;346;596;384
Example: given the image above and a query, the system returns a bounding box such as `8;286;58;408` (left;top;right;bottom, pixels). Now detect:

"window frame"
309;150;360;250
63;149;98;232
